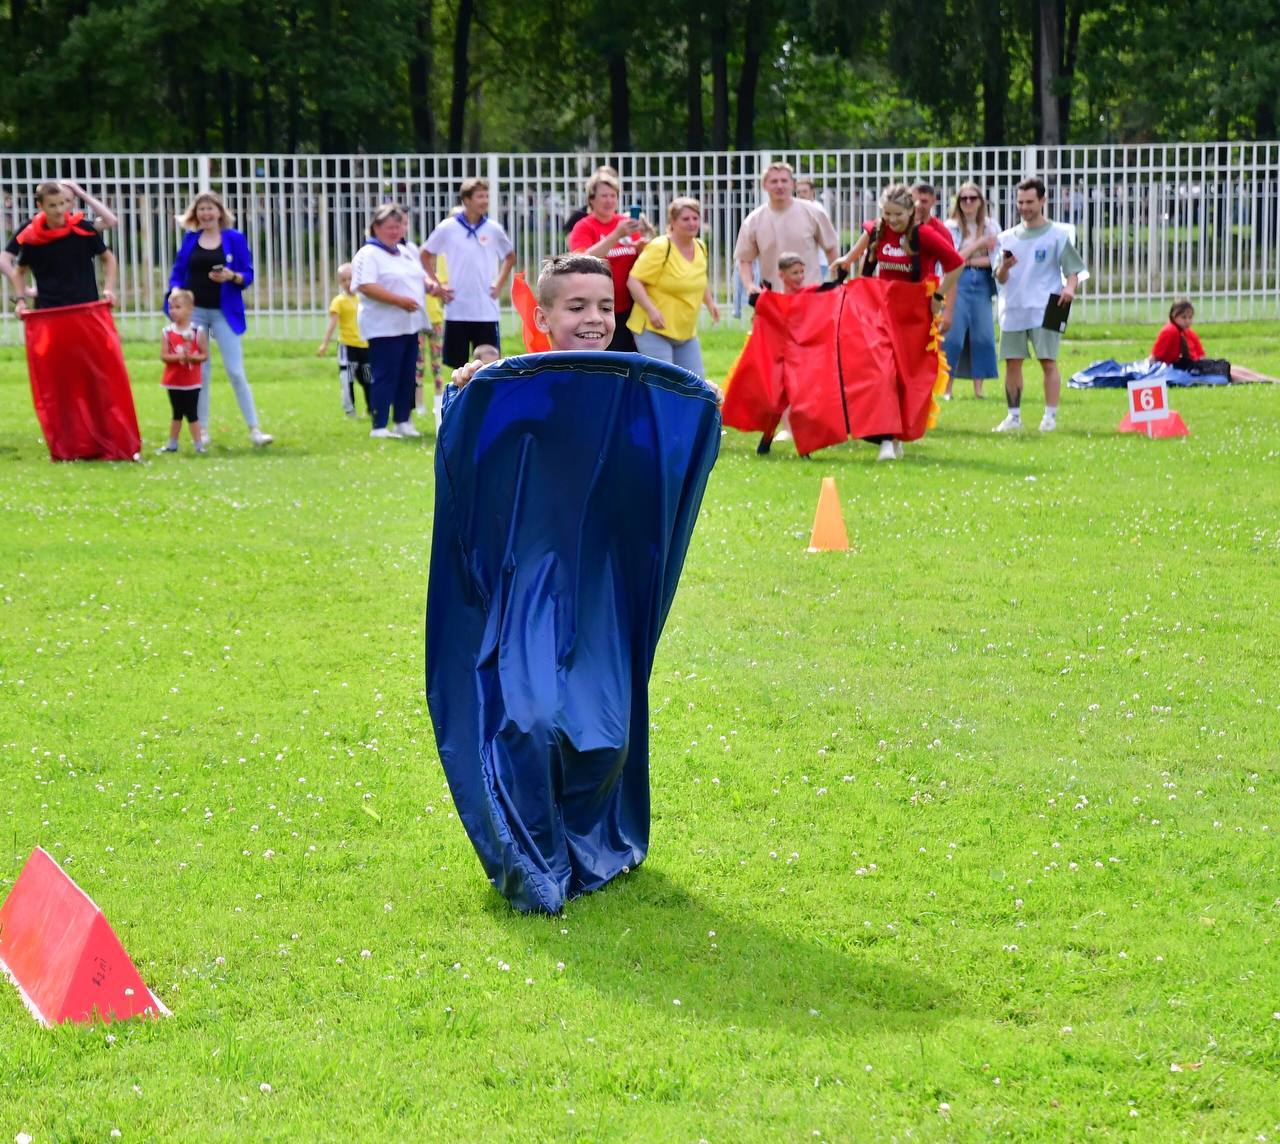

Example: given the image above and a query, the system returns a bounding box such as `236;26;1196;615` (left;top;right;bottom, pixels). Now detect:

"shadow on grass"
499;865;958;1036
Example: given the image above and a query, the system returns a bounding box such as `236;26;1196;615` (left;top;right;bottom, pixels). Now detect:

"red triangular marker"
1117;410;1189;437
0;847;169;1025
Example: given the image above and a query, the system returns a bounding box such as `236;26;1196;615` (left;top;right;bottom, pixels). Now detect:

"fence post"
488;153;502;219
198;154;211;189
1022;145;1039;178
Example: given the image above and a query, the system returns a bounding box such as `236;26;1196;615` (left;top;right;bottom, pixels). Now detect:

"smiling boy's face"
534;273;616;350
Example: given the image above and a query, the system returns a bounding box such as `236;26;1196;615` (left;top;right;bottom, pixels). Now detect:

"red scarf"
16;211;97;246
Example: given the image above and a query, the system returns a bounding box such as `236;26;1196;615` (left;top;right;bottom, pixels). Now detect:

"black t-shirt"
185;242;225;308
14;222;108;308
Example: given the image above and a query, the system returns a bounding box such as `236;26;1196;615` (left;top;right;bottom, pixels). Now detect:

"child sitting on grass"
1151;299;1279;384
158;289;208;454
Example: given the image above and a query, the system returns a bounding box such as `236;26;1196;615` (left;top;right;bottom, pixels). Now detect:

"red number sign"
1127;379;1170;424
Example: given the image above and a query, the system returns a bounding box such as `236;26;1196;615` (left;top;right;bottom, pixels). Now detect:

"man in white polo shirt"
423;178;516;369
992;175;1085;433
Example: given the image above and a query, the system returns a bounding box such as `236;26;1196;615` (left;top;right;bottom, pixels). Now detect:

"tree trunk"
467;83;483;151
262;77;277;153
1037;0;1061;146
685;12;705;150
979;0;1005;146
448;0;475;152
608;48;631;150
410;5;438;152
1058;0;1080;144
710;3;730;150
235;73;251;151
217;67;234;151
735;0;768;150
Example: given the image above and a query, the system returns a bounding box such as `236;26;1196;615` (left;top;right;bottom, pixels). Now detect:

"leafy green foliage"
0;2;1274;158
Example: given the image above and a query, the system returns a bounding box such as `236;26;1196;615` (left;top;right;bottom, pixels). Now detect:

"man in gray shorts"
992;176;1085;432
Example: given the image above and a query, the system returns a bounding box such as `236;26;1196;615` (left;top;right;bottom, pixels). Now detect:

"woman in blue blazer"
169;192;272;446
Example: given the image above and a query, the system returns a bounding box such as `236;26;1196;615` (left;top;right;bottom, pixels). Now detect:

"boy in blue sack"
428;254;721;913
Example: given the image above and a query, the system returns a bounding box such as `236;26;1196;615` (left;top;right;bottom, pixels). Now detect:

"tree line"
2;0;1276;154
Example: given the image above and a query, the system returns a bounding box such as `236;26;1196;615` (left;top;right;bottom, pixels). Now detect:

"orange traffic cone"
807;477;849;552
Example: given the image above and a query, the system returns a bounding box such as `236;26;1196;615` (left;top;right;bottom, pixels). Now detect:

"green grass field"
2;323;1278;1141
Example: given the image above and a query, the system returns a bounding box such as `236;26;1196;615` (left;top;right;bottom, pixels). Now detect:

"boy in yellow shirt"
317;262;371;418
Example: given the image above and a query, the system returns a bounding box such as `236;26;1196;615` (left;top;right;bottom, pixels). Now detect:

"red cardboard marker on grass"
1117;375;1188;438
0;847;169;1025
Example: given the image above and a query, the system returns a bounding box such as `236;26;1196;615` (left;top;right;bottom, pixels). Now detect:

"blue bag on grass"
426;352;721;913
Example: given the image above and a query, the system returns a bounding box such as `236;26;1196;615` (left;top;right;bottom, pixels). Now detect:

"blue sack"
1069;358;1228;389
426;352;721;913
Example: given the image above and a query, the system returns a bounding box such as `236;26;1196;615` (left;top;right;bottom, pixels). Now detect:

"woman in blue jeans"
941;182;1000;400
168;192;272;446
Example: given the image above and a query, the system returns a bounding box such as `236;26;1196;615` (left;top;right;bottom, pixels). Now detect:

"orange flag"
511;272;551;353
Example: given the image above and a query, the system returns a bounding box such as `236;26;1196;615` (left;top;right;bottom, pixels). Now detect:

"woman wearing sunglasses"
942;182;1000;399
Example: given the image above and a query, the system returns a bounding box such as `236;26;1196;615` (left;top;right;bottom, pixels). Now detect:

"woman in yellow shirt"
626;197;720;377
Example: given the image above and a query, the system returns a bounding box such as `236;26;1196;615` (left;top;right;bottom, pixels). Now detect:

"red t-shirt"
863;219;962;280
568;214;642;312
161;325;203;390
1152;322;1203;363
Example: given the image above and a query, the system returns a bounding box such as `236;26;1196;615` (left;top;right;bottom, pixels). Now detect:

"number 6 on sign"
1127;377;1169;425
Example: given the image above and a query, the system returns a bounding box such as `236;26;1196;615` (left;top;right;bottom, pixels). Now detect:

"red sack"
511;272;551;353
722;279;946;454
21;301;141;462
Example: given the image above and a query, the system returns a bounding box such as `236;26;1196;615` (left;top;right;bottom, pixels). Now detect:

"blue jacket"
167;228;255;334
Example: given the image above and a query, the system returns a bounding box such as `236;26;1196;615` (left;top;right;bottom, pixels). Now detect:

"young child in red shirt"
1151;299;1277;383
158;289;209;453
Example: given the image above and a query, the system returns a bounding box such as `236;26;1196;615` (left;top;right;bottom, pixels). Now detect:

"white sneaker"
993;415;1022;433
370;427;396;439
876;439;898;462
249;428;273;446
415;406;427;417
394;421;422;438
893;440;904;459
1039;415;1057;432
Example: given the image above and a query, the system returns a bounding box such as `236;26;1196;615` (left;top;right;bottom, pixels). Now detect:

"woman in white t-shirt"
942;182;1000;399
350;203;429;439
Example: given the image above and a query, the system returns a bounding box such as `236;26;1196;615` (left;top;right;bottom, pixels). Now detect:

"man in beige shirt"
734;162;839;297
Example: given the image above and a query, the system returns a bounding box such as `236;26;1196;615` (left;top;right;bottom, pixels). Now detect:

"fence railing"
2;143;1277;343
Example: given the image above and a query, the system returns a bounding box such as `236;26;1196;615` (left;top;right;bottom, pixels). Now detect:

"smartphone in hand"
628;205;642;220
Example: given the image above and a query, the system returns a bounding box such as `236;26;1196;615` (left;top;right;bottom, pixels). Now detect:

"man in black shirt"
2;180;118;312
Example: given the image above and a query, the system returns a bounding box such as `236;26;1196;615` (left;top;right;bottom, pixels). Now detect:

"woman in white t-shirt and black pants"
350;203;429;439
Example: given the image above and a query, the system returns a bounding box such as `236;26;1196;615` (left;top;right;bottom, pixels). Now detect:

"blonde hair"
761;162;795;185
177;191;235;230
948;181;989;236
368;202;407;237
167;288;195;307
776;251;804;271
585;169;621;203
35;181;65;205
667;196;701;225
459;177;488;201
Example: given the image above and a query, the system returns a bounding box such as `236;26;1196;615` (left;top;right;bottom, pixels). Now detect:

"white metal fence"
2;143;1277;343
